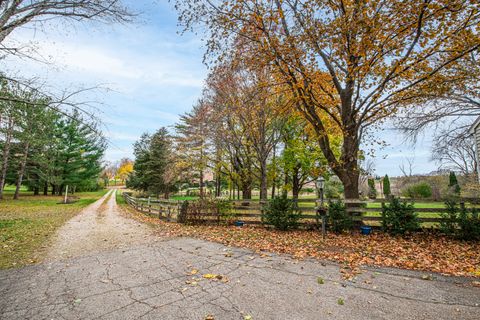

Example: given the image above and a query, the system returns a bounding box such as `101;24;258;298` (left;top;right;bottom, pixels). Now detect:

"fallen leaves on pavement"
125;208;480;279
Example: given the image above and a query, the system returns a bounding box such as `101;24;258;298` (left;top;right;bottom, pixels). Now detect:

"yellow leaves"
202;273;216;279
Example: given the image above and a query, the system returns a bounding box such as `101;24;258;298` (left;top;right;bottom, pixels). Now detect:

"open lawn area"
0;187;108;269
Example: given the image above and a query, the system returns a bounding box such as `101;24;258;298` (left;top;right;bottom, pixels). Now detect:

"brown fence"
123;193;476;227
123;193;181;222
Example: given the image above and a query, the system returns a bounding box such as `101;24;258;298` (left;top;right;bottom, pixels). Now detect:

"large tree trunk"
0;117;14;200
14;142;30;200
242;185;252;200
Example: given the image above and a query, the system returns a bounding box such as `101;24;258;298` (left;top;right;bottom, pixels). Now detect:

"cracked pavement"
1;192;479;319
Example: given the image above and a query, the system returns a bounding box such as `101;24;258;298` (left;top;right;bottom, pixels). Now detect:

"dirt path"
46;189;155;261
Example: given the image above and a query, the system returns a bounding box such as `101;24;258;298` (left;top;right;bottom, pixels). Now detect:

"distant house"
469;117;480;182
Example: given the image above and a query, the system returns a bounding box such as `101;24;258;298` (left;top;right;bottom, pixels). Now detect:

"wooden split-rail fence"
123;193;477;227
123;193;182;222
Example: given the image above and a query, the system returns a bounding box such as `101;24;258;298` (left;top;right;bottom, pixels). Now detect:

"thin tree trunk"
0;117;14;200
199;169;204;198
43;182;48;196
260;161;268;201
292;165;301;200
14;142;30;200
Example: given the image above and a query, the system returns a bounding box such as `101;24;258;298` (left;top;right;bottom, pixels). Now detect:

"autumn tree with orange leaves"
176;0;480;199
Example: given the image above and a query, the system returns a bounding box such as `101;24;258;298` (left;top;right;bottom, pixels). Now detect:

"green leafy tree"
280;117;329;199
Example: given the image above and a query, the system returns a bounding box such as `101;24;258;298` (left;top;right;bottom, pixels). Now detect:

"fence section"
123;193;475;227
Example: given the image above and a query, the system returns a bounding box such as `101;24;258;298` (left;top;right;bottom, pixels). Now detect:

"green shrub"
457;207;480;241
327;200;353;233
402;182;432;198
439;199;459;235
261;194;301;230
440;199;480;240
381;197;419;235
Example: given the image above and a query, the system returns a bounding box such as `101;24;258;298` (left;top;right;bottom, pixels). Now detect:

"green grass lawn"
170;195;199;201
0;188;108;269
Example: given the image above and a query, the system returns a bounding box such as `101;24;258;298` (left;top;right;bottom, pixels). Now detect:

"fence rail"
123;193;474;227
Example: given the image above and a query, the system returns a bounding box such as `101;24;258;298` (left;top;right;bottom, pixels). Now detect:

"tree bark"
0;117;14;200
14;142;29;200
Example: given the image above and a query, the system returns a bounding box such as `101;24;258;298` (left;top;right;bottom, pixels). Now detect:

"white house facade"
469;116;480;182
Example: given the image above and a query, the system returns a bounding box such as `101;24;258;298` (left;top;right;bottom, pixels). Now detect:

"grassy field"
0;187;108;269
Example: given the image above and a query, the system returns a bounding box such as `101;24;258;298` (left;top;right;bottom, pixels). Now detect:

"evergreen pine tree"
448;172;461;195
383;175;391;198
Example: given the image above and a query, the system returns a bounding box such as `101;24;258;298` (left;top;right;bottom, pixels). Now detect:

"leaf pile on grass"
124;208;480;279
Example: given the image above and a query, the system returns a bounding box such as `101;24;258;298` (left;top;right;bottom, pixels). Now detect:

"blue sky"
4;1;438;176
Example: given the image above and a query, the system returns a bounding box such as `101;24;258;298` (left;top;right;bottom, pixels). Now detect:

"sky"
3;0;438;177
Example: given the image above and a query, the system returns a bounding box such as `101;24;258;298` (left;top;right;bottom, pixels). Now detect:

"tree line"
0;83;106;200
172;0;480;200
129;65;336;200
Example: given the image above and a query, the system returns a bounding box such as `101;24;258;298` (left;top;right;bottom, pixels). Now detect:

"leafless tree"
0;1;135;123
399;157;415;178
0;0;134;58
431;127;477;177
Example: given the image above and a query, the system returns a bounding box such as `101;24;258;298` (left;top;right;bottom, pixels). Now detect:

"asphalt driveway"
1;237;479;320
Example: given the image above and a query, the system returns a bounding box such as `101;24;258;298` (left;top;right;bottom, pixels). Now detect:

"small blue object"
234;221;244;227
360;226;372;235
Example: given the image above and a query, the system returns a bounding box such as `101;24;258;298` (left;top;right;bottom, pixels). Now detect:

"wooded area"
0;83;105;199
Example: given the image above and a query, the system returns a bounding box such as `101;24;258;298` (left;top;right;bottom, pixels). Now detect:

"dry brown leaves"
126;208;480;279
